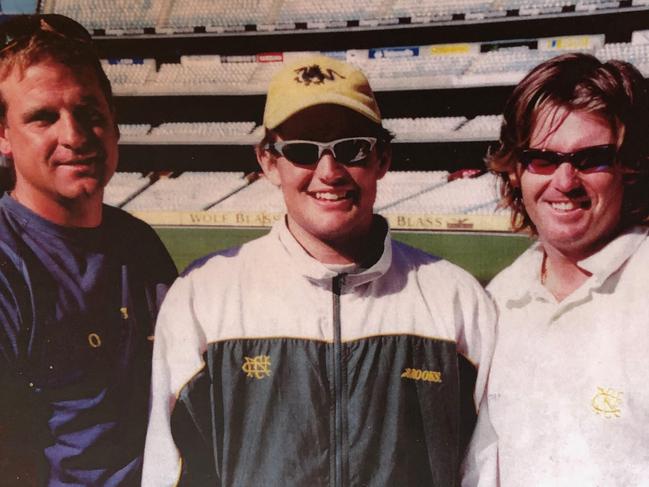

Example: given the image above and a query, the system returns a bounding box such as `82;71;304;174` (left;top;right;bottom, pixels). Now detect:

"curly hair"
488;52;649;233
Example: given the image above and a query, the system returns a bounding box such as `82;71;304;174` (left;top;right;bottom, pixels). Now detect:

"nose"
552;161;581;192
314;152;348;183
59;113;90;151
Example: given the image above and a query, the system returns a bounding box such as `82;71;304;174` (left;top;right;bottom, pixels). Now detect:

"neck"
287;216;385;266
11;188;103;228
541;247;591;302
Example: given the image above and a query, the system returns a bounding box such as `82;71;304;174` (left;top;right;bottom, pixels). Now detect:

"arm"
461;395;499;487
0;251;47;485
452;274;500;485
142;275;214;487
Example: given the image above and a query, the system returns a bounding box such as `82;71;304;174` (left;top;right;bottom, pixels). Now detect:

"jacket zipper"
332;274;347;487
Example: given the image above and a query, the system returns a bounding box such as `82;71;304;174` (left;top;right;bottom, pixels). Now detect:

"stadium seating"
147;122;257;142
120;172;249;211
52;0;164;31
164;0;275;30
596;42;649;76
97;37;649;96
103;172;153;207
46;0;631;32
106;169;504;217
115;116;502;143
378;172;502;215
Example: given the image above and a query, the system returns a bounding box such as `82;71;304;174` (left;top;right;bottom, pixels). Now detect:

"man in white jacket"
143;54;496;487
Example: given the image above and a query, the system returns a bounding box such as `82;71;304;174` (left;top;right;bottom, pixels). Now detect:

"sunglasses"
265;137;377;167
0;14;91;51
519;144;617;175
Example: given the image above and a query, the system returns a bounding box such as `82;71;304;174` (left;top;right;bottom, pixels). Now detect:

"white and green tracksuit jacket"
143;218;496;487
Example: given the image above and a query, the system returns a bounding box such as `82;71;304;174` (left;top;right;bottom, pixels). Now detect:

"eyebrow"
20;95;105;122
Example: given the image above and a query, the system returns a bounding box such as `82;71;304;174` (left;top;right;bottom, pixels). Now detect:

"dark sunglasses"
0;14;91;50
265;137;377;167
519;144;617;175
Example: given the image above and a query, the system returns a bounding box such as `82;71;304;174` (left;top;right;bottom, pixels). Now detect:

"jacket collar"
273;215;392;290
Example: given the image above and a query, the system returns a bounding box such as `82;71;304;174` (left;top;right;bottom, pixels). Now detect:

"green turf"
154;226;533;285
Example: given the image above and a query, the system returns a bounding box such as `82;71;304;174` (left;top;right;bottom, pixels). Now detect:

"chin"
60;181;104;201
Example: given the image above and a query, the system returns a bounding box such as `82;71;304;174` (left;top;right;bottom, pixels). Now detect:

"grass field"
155;227;533;285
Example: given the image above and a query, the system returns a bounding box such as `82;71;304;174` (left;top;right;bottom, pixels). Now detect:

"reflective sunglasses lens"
333;139;373;164
574;146;616;172
521;152;558;175
280;142;320;165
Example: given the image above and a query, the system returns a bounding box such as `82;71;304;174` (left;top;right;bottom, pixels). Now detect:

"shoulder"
390;238;468;280
103;205;177;279
390;238;484;290
102;204;159;237
486;244;540;301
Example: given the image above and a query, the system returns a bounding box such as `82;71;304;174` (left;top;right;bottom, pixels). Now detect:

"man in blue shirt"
0;15;177;486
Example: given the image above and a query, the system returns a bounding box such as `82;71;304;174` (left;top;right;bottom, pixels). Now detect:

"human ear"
0;122;12;158
256;145;281;187
376;145;392;180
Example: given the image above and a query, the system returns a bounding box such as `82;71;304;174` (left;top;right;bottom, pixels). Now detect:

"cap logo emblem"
294;64;345;86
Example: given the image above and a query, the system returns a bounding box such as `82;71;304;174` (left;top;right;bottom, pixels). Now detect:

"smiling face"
258;105;390;262
517;107;624;260
0;58;119;226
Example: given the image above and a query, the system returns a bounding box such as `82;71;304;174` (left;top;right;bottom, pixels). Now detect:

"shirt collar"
578;225;649;285
273;215;392;290
504;225;649;303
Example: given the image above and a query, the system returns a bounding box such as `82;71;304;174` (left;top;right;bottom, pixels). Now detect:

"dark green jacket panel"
171;335;474;487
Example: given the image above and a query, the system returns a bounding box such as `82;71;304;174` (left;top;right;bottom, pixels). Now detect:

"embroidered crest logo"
592;387;623;418
294;64;345;86
242;355;272;379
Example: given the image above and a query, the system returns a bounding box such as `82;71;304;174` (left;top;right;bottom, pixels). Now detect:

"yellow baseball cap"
263;54;381;130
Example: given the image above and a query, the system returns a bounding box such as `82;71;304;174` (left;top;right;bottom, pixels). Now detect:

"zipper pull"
121;265;129;320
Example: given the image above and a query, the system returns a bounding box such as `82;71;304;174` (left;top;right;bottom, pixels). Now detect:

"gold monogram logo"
592;387;623;418
242;355;272;379
401;367;442;383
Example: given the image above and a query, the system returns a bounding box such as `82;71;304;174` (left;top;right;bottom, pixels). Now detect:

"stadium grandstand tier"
115;116;500;144
107;169;503;220
103;172;154;208
44;0;633;31
274;0;385;25
119;172;250;211
118;124;152;137
163;0;276;30
383;117;468;140
376;171;502;216
97;34;649;96
147;122;257;142
50;0;164;31
391;0;493;21
455;115;501;138
101;59;156;94
595;42;649;76
204;174;286;213
150;59;260;94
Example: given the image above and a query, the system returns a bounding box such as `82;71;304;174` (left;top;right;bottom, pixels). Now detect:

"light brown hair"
489;52;649;232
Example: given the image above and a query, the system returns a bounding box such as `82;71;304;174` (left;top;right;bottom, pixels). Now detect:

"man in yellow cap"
143;54;496;486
